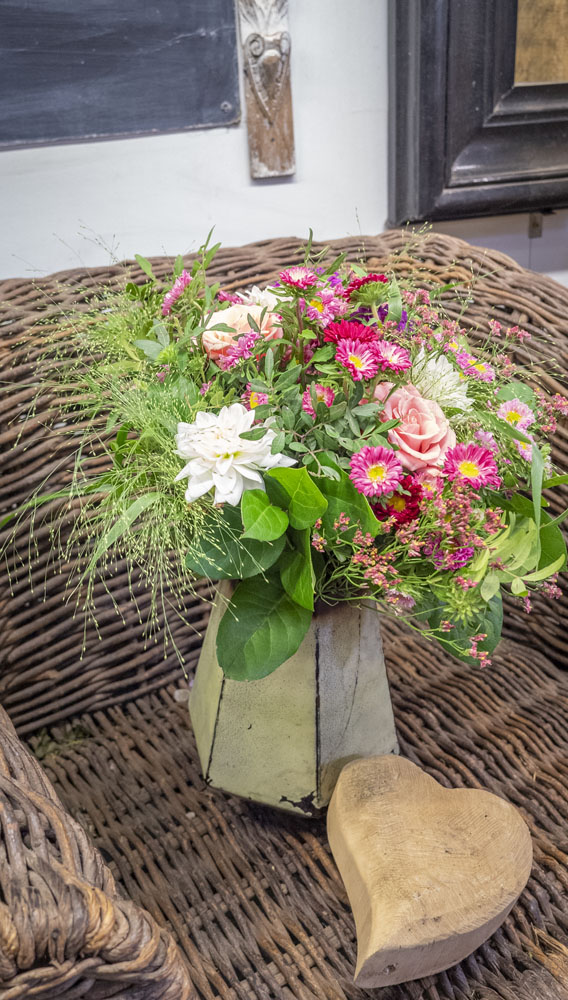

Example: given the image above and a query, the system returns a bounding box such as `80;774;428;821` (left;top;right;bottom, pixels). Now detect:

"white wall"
1;0;567;286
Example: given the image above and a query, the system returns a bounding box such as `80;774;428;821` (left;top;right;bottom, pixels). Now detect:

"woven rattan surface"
2;233;568;999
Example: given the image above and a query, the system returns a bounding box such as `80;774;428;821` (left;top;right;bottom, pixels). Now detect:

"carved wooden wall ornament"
238;0;295;179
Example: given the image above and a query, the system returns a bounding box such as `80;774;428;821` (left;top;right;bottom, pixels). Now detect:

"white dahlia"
411;348;472;412
238;285;283;311
175;403;295;506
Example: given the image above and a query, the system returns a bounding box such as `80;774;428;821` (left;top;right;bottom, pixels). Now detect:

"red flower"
345;273;388;299
324;319;379;344
373;475;423;525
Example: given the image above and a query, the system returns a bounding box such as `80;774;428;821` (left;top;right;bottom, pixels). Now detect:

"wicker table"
1;233;568;1000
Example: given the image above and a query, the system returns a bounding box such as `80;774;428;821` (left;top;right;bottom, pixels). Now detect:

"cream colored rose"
202;304;282;361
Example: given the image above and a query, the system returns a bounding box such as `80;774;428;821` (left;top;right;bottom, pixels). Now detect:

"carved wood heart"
244;31;290;123
327;755;532;988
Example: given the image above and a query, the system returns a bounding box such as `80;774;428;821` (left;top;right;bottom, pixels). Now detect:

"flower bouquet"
12;234;568;810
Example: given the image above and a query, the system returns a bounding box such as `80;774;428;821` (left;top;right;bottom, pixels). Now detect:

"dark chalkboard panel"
0;0;241;148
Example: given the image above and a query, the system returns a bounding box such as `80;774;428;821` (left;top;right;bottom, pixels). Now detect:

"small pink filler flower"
335;339;380;381
279;266;318;289
302;384;335;417
350;446;403;497
444;443;501;488
162;269;191;316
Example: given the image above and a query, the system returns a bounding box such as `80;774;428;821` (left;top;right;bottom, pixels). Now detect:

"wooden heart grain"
327;755;532;988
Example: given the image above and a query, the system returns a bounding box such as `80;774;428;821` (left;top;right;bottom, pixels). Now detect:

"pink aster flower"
443;443;501;489
324;320;379;344
497;398;535;430
302;384;335;417
279;266;318;289
335;339;380;380
162;269;191;316
242;383;269;410
374;340;412;372
514;436;534;461
456;352;495;382
474;429;498;452
349;446;403;497
305;288;348;327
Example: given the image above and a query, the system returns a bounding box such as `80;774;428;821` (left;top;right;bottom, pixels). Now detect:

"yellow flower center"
348;353;364;369
367;464;386;482
391;495;407;511
472;363;486;373
505;410;521;424
310;299;324;313
458;460;480;478
249;391;261;408
448;340;459;351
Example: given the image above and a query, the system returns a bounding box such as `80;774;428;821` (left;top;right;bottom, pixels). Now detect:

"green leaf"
239;427;268;441
89;493;160;569
185;504;285;579
275;366;301;390
538;519;567;571
241;490;289;541
264;347;274;381
135;254;156;280
173;254;184;277
480;571;500;602
153;321;170;347
280;528;315;611
267;467;328;529
387;277;403;324
531;442;544;532
543;474;568;488
315;463;381;536
524;551;566;582
133;339;163;360
309;345;335;364
216;576;312;679
496;381;537;408
270;430;286;455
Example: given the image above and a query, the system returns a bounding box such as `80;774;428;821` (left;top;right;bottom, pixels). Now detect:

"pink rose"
374;382;455;473
202;304;282;361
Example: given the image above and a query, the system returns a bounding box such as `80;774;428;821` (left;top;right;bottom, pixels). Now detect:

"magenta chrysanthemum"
497;398;535;430
162;269;191;316
279;266;318;289
242;383;269;410
456;352;495;382
374;340;412;372
443;443;501;488
349;446;403;497
302;384;335;417
335;339;380;380
324;320;379;344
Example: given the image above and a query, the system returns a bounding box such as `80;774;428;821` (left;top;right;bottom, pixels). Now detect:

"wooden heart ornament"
327;756;532;988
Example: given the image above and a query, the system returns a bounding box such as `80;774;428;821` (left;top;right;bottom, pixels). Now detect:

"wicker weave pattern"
2;234;568;999
0;705;194;998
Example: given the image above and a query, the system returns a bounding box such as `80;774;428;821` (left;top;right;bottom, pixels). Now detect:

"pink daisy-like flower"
305;288;348;327
349;446;403;497
443;443;501;489
474;429;498;452
242;383;269;410
374;340;412;372
497;398;535;430
162;269;191;316
514;436;534;461
302;384;335;417
456;351;495;382
279;266;318;289
324;320;379;344
335;339;380;381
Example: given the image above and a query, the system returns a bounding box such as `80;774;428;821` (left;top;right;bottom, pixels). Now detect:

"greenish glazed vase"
189;581;399;816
